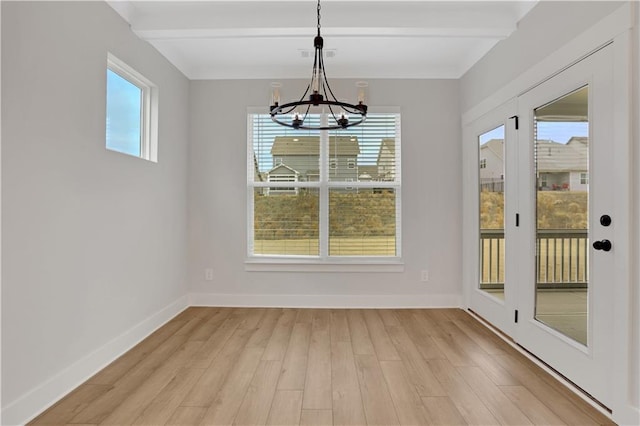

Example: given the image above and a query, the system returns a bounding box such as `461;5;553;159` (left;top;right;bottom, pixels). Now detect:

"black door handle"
593;239;612;252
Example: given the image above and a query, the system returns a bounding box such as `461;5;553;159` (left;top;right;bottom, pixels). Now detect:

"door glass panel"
479;126;505;300
534;86;589;345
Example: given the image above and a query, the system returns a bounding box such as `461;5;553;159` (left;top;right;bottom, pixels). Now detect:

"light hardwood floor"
29;308;614;425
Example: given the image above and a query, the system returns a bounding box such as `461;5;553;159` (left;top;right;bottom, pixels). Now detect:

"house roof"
376;138;396;163
271;136;359;156
268;163;299;175
479;139;504;159
537;139;587;172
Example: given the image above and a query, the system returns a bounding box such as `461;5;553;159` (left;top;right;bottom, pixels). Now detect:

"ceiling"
107;1;538;80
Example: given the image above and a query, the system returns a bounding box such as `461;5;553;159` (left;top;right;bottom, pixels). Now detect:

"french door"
466;44;615;407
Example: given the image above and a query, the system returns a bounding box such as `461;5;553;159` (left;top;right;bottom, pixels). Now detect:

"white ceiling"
107;1;538;80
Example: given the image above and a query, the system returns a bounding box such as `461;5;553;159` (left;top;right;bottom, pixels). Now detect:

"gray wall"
188;78;462;304
460;1;624;112
1;1;189;420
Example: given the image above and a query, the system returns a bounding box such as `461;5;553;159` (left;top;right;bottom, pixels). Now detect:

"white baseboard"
1;295;189;426
189;292;461;308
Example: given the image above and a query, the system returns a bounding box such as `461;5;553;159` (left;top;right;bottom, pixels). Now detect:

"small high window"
106;54;158;162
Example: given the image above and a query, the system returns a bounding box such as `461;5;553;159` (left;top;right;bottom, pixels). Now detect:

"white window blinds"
248;112;401;258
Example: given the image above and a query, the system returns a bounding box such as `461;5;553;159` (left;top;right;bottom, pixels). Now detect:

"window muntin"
248;112;401;260
106;54;158;162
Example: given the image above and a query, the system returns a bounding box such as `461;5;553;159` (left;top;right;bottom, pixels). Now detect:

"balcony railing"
480;229;589;289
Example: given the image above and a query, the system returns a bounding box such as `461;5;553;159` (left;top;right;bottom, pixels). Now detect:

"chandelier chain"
317;0;321;35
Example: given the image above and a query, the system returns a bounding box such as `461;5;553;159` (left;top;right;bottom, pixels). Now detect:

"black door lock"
600;215;612;227
593;239;612;252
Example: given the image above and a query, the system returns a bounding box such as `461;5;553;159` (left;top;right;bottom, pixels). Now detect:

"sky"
106;70;142;156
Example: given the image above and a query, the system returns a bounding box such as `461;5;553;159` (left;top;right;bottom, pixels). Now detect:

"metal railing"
480;229;588;289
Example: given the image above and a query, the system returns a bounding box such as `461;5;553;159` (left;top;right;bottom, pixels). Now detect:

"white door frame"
462;99;517;337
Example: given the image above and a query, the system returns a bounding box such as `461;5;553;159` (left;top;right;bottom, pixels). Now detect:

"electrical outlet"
421;270;429;282
205;268;214;281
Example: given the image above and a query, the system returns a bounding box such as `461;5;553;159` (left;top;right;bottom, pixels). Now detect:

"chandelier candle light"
269;0;368;130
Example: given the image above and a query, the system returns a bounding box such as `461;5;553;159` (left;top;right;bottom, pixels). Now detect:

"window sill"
244;258;404;273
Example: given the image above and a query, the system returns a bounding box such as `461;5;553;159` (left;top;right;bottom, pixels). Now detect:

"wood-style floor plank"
362;309;401;361
354;354;400;425
181;327;254;407
394;310;446;360
499;385;567;425
300;409;333;426
420;396;467;425
494;353;606;425
457;365;533;425
330;309;350;343
198;345;264;425
99;341;205;425
277;322;311;390
262;309;297;361
346;310;375;355
165;407;206;426
232;359;283;426
266;390;303;426
30;384;112;425
386;324;446;397
70;331;194;424
427;358;500;425
190;315;242;370
379;360;429;425
29;308;614;426
330;341;367;426
302;310;332;410
131;367;205;425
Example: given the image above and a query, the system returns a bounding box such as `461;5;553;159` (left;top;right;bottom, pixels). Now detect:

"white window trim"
107;53;159;162
246;107;402;271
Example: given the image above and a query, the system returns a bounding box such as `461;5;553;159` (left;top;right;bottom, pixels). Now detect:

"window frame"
106;53;158;162
246;107;403;271
580;172;589;184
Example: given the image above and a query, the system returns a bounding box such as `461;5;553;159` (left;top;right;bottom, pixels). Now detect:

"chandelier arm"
302;103;312;120
298;83;311;104
325;97;340;123
319;51;340;104
279;105;299;115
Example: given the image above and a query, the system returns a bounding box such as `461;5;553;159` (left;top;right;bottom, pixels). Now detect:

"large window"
248;112;401;261
106;54;158;162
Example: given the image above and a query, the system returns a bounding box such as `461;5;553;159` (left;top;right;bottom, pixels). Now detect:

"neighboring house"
377;138;396;181
268;136;360;193
537;137;588;191
266;163;300;195
478;137;588;191
479;139;505;191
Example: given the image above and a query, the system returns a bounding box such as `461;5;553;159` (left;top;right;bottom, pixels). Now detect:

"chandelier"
269;0;368;130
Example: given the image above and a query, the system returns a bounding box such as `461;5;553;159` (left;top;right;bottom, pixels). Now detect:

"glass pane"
106;69;142;157
329;189;396;256
253;188;319;256
328;114;398;183
478;126;505;299
534;86;589;346
251;114;321;184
